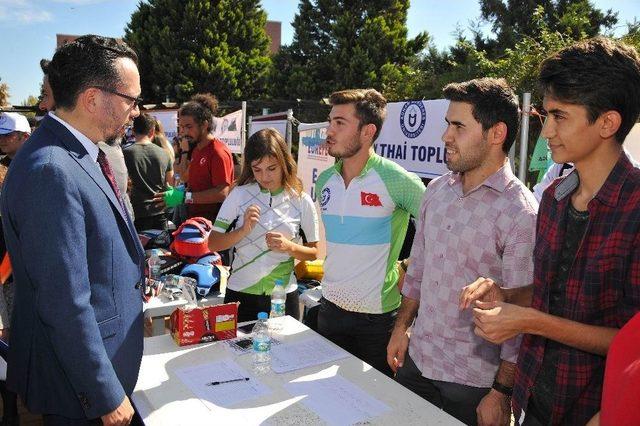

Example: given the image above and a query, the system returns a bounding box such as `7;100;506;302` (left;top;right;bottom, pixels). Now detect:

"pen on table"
206;377;250;386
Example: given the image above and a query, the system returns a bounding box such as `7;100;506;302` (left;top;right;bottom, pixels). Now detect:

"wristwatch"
185;191;194;204
492;379;513;397
399;259;409;272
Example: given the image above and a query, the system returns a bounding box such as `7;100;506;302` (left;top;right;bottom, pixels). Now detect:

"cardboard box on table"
170;302;239;346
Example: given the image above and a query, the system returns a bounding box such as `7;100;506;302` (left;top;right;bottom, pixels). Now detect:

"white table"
143;292;225;336
132;316;462;425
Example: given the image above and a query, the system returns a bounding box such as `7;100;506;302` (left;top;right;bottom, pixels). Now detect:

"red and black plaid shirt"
513;153;640;425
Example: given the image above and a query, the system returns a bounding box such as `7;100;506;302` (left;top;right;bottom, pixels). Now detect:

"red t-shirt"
187;138;234;221
600;312;640;425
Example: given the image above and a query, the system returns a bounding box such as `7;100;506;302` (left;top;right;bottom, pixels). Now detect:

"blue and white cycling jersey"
316;154;425;313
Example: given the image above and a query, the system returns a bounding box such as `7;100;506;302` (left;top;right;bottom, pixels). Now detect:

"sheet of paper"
284;373;391;425
174;358;270;407
269;336;350;373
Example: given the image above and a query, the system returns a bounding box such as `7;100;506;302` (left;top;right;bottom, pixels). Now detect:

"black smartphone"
234;338;253;349
237;323;254;334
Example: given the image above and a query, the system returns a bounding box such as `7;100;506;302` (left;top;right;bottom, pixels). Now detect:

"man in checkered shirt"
387;78;538;425
460;37;640;425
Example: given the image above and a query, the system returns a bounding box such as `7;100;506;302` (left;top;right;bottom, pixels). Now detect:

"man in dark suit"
0;35;145;425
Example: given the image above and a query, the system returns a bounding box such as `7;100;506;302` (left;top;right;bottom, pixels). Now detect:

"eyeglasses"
92;86;144;107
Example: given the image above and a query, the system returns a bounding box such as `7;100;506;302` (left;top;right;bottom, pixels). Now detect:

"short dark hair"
539;37;640;144
443;78;519;154
47;35;138;109
329;89;387;142
133;113;156;136
179;93;219;132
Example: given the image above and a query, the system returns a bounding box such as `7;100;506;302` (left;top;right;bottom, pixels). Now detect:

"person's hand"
459;277;506;310
265;232;292;253
101;396;134;426
241;205;261;235
472;300;528;344
386;327;410;373
476;389;511;426
152;191;168;209
179;137;191;153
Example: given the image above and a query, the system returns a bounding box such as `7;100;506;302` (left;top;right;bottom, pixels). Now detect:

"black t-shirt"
123;142;172;219
528;203;589;422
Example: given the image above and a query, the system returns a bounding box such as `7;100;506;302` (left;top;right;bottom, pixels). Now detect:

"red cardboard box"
170;302;239;346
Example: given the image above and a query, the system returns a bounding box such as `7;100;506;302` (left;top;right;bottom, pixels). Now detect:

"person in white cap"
0;112;30;162
0;112;31;343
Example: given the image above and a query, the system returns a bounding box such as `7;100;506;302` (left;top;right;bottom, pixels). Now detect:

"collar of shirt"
48;111;100;163
333;152;379;178
447;162;516;197
553;152;633;208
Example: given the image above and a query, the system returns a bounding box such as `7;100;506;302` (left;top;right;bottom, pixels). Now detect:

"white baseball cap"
0;112;31;135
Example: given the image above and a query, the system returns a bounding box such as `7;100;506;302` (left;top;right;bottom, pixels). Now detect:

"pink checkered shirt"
403;163;538;387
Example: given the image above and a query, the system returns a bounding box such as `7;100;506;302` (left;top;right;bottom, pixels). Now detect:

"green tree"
476;0;617;57
22;95;39;107
410;33;485;101
124;0;272;102
270;0;429;99
621;20;640;52
458;4;620;186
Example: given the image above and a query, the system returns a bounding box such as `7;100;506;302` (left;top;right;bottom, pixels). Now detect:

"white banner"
624;123;640;162
211;109;243;154
374;100;449;179
249;120;288;139
297;122;334;203
147;110;178;140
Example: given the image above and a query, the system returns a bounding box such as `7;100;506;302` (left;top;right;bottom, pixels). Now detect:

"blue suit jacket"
0;115;145;418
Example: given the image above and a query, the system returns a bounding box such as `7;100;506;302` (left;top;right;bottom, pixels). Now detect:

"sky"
0;0;638;105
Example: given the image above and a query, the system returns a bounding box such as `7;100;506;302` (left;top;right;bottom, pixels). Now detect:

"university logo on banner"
400;101;426;139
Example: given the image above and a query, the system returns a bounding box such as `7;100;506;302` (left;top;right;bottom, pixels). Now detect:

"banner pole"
286;109;293;152
518;93;531;182
241;101;247;153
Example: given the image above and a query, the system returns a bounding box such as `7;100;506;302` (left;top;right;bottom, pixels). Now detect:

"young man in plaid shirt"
460;37;640;425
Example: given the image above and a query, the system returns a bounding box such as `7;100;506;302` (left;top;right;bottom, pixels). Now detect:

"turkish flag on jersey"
361;192;382;207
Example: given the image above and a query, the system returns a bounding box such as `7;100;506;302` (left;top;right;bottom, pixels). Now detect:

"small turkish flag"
361;192;382;206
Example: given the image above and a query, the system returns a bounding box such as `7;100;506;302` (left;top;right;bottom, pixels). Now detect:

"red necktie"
97;148;127;215
98;149;145;299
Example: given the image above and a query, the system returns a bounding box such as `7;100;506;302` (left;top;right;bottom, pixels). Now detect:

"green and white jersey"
316;154;425;313
213;183;319;295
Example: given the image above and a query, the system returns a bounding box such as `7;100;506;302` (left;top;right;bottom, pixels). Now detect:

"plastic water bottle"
148;255;161;282
269;280;286;331
174;173;185;191
252;312;271;374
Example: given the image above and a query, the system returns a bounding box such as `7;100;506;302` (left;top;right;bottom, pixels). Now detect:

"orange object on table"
170;302;239;346
0;253;12;285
